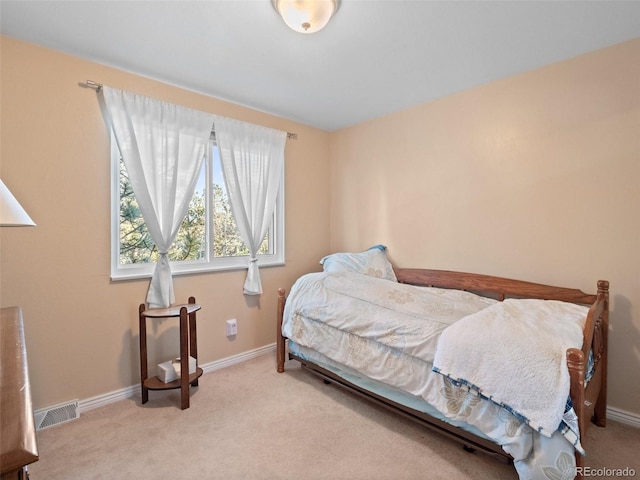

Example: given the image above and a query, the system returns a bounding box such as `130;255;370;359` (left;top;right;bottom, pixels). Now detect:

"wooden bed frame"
276;268;609;479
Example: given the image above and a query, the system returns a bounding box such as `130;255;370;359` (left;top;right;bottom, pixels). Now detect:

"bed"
276;246;609;480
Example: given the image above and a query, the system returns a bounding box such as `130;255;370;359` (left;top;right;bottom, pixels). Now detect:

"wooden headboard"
394;268;599;304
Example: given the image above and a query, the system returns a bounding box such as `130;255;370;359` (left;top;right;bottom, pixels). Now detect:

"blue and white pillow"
320;245;397;282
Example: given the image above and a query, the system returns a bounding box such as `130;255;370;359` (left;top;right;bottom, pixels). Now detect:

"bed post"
566;348;586;479
566;350;586;423
277;288;286;373
593;280;609;427
567;279;609;479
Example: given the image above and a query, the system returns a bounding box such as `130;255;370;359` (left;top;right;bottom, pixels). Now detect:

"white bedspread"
432;298;588;437
282;271;497;365
282;271;586;479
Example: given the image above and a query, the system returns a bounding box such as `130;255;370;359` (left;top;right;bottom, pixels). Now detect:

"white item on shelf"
157;356;197;383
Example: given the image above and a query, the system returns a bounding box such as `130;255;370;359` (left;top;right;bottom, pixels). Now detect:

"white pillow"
320;245;397;282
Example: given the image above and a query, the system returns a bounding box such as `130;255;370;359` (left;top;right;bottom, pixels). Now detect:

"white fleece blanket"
432;298;588;437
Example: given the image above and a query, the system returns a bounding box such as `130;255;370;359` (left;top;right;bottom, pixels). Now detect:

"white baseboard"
607;406;640;428
40;345;640;432
77;343;276;414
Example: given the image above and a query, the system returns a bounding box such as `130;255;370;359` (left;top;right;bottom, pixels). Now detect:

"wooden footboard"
276;269;609;479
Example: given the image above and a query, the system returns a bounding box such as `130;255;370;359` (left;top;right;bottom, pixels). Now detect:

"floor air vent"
35;399;79;430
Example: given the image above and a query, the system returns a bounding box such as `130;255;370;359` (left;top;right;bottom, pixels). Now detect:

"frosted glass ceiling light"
272;0;340;34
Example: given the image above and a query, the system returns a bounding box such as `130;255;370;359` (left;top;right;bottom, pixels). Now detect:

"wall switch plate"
226;319;237;336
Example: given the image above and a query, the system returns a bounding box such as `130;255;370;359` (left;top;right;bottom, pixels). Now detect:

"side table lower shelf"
143;368;203;391
139;297;202;410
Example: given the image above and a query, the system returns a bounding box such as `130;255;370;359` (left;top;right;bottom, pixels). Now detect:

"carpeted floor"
28;353;640;479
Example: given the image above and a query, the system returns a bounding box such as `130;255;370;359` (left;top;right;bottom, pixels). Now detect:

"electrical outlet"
225;319;237;337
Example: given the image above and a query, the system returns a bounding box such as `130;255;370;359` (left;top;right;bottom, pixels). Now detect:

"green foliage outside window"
118;158;267;265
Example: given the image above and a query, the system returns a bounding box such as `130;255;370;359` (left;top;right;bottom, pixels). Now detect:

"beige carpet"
29;353;640;479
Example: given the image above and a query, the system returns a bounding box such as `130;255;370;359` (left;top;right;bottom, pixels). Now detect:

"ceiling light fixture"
272;0;340;34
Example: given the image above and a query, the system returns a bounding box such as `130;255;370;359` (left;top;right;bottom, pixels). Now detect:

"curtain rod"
84;80;298;140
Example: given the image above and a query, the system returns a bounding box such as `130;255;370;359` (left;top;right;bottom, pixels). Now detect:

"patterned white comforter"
282;272;583;480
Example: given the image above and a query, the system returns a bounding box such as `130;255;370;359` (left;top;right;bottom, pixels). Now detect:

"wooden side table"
139;297;203;410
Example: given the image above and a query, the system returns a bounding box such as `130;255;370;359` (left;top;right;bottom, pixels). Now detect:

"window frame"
110;134;285;281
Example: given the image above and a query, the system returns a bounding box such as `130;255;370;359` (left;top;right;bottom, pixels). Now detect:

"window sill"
110;258;285;282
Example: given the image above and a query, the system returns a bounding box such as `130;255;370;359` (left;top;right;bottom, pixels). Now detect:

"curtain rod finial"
85;80;103;91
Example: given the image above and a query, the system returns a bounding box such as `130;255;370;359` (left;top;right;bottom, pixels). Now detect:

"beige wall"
0;36;331;409
329;38;640;415
2;33;639;419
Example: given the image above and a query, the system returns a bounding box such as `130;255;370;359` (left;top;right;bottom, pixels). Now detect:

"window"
111;136;284;280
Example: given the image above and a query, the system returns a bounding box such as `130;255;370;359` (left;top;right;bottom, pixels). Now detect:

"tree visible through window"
113;142;275;279
119;155;206;264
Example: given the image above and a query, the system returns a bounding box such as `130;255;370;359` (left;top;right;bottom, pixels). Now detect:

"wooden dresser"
1;306;39;479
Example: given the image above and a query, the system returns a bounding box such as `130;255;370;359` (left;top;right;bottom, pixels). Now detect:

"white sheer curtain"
214;117;287;295
103;86;215;308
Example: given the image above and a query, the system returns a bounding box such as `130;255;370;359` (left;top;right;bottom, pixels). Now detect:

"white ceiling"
2;1;640;131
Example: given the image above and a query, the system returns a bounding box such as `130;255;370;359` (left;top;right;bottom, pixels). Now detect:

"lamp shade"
0;179;36;226
272;0;339;34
